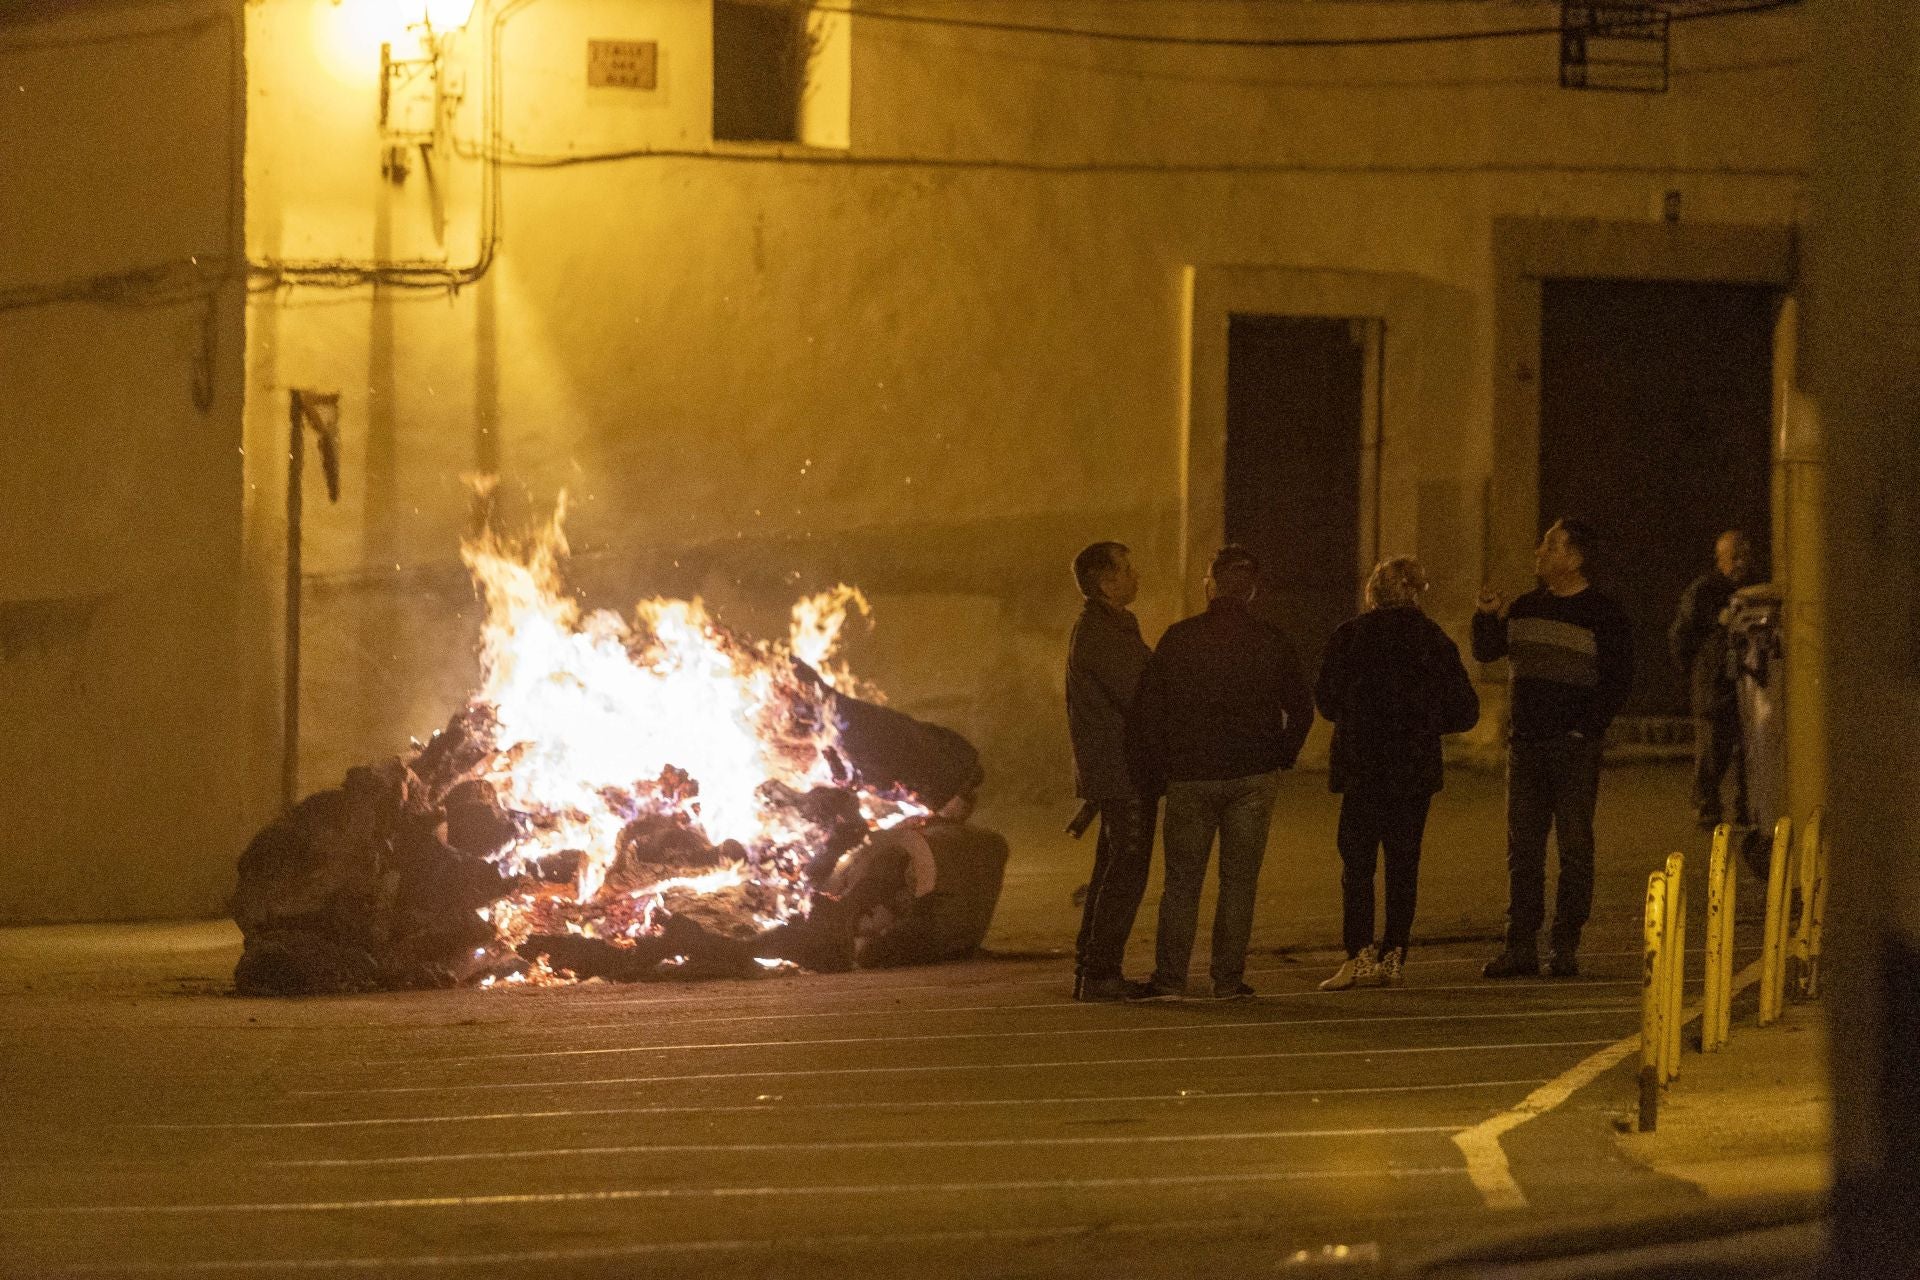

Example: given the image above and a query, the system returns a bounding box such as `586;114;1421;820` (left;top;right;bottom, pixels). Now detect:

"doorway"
1224;313;1374;670
1537;279;1778;716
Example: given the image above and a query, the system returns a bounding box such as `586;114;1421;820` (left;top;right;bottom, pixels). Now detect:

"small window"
712;0;849;147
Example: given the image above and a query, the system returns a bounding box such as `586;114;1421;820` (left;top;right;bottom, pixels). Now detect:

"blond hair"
1365;556;1429;610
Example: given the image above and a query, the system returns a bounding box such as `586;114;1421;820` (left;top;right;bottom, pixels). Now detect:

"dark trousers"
1505;734;1602;955
1336;788;1433;957
1073;799;1158;980
1152;771;1281;989
1691;707;1747;824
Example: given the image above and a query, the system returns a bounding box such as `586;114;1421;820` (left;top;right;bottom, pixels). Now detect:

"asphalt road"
4;763;1774;1276
0;931;1752;1278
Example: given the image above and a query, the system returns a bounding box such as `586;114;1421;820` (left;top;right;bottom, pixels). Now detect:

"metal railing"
1641;806;1831;1132
1761;808;1830;1022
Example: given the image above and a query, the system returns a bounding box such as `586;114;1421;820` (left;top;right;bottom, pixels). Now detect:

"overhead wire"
4;0;1804;309
454;0;1806;173
0;10;244;314
793;0;1800;50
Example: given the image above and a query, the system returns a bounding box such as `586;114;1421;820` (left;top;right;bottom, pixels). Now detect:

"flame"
789;584;877;698
454;489;925;969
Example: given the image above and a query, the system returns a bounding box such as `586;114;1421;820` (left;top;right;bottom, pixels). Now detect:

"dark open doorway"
1538;279;1778;717
1225;314;1370;670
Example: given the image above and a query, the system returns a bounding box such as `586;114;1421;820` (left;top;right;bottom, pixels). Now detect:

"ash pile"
229;669;1007;995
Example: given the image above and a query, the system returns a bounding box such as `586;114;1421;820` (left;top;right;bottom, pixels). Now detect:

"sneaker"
1212;981;1257;1001
1377;946;1406;986
1318;944;1381;992
1482;948;1540;979
1133;977;1186;1001
1072;975;1151;1003
1547;951;1580;978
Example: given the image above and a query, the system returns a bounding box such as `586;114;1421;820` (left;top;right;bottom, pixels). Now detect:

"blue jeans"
1152;771;1282;989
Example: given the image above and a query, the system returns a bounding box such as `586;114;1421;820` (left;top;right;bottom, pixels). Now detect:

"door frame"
1180;265;1471;617
1487;218;1796;595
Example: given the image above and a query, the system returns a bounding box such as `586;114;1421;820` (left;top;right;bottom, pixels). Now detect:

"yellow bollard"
1792;808;1824;999
1664;854;1686;1081
1639;870;1667;1132
1806;846;1829;1000
1759;816;1795;1026
1703;825;1736;1051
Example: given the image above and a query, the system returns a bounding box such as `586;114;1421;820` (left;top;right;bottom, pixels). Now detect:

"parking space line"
269;1123;1463;1168
557;944;1756;1009
5;1166;1466;1218
421;977;1683;1037
292;1037;1624;1096
151;1076;1553;1131
375;1005;1640;1068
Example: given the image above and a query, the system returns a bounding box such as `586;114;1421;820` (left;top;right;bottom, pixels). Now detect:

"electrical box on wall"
588;39;658;89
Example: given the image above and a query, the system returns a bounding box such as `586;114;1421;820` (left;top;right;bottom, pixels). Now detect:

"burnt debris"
228;683;1006;996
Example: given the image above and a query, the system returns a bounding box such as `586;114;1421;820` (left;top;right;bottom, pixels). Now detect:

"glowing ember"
228;487;1004;997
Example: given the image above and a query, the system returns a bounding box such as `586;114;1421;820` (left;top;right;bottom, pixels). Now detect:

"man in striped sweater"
1472;518;1634;979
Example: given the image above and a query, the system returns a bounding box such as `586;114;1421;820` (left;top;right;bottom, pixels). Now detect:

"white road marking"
1450;958;1766;1210
4;1166;1465;1217
553;943;1757;1009
381;1004;1641;1067
270;1124;1461;1168
395;978;1659;1038
151;1076;1554;1131
293;1037;1624;1096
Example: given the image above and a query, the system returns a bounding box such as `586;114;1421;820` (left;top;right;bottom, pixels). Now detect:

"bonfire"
229;490;1003;995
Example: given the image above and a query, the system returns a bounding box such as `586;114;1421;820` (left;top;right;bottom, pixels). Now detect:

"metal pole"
282;389;304;811
1759;816;1794;1025
1772;298;1828;847
1792;806;1823;997
1704;825;1733;1051
1639;870;1665;1131
1805;817;1829;1001
1663;852;1685;1081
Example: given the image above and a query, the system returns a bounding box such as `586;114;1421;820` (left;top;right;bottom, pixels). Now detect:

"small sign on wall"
588;40;658;90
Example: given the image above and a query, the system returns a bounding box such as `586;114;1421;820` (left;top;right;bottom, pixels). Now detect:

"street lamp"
378;0;478;180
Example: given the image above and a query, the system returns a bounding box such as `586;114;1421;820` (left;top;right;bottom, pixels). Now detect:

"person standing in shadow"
1064;541;1159;1001
1314;557;1480;991
1669;529;1758;830
1127;545;1313;1000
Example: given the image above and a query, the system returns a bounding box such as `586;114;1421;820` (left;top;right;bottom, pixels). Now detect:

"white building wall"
239;1;1810;814
0;1;253;922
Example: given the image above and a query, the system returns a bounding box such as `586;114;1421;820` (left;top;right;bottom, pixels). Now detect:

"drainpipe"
1771;295;1825;826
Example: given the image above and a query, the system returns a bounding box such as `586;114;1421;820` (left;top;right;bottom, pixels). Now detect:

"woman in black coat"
1314;557;1480;989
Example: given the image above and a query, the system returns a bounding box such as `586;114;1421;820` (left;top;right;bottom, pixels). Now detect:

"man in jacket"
1668;530;1757;830
1473;518;1634;979
1127;545;1313;999
1064;541;1157;1001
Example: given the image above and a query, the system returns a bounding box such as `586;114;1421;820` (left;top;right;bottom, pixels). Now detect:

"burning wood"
229;493;1004;995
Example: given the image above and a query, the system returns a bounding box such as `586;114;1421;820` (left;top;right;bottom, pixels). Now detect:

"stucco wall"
243;1;1810;813
0;1;253;922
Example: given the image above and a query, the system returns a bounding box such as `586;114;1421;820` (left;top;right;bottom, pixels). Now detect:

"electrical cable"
454;0;1805;171
1;11;243;315
6;0;1801;307
246;0;528;291
794;0;1801;51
